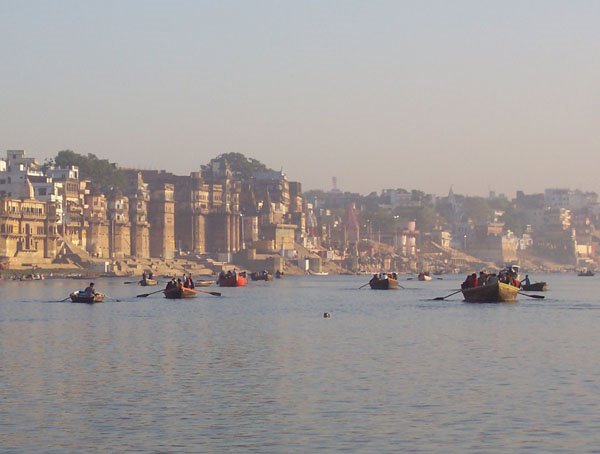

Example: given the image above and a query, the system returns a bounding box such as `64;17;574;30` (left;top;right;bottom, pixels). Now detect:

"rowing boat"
163;287;198;299
461;281;519;303
70;292;105;303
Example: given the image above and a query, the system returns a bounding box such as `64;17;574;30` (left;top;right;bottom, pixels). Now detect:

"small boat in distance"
308;270;329;276
250;271;273;281
196;280;213;287
418;272;432;281
578;269;595;277
139;278;158;286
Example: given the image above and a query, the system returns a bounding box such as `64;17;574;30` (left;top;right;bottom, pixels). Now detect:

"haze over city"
1;0;599;196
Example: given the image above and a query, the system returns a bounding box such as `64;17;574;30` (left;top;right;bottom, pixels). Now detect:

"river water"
1;274;600;452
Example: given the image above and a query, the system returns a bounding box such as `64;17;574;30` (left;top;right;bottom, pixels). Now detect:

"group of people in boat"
461;267;522;290
218;269;247;280
165;273;195;291
369;272;398;283
141;271;154;281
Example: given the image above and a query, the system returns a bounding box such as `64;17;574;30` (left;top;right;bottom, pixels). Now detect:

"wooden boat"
217;272;248;287
196;280;213;287
461;281;519;303
521;282;547;291
163;287;198;299
139;278;158;286
418;272;432;281
70;291;105;303
369;277;399;290
578;270;595;277
250;271;273;281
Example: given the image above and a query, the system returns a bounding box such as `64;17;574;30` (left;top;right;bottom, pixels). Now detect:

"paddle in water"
518;291;545;299
433;289;462;301
137;289;165;298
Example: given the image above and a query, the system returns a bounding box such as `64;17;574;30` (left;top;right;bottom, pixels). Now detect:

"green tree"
215;152;273;180
54;150;125;194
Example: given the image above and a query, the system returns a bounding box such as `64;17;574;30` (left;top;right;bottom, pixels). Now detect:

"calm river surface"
2;274;600;452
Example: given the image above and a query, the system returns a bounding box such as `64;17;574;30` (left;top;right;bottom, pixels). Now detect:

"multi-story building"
126;172;150;259
0;197;58;263
148;183;175;259
108;192;131;259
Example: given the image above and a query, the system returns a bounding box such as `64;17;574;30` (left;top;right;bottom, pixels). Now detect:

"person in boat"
165;278;176;291
370;273;379;284
142;271;147;281
479;271;487;286
148;271;154;280
185;273;195;289
391;272;397;280
486;273;498;285
83;282;98;297
522;274;531;287
176;278;183;290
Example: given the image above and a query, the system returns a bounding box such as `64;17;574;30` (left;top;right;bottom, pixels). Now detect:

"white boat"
308;270;329;276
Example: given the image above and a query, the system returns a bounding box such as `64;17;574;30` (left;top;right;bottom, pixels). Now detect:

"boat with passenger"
460;266;520;303
417;272;432;281
163;286;198;299
70;291;105;303
369;272;400;290
250;270;273;281
217;270;248;287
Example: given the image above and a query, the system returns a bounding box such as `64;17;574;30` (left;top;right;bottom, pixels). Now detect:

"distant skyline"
1;1;599;197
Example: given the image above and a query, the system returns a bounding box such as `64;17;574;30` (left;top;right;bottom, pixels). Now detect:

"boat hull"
163;287;198;299
461;282;519;303
139;279;158;286
521;282;547;291
250;272;273;281
218;274;248;287
70;292;105;303
369;278;399;290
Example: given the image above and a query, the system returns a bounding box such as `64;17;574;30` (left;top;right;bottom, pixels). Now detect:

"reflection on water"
2;274;600;451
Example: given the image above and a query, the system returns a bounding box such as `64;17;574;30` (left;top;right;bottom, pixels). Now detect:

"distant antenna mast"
332;176;338;191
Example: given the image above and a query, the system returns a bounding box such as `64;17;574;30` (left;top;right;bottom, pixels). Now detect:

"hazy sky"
1;1;599;197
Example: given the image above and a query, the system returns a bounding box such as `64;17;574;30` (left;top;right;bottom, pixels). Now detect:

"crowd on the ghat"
461;267;521;290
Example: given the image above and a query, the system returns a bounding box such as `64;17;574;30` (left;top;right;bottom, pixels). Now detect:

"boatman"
84;282;98;297
522;274;531;287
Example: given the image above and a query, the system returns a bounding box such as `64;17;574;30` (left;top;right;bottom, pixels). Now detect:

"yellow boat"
461;281;519;303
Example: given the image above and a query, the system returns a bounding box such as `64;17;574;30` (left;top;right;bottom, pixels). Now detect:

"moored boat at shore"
461;281;519;303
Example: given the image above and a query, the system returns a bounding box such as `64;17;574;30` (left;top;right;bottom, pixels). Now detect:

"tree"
215;152;273;180
53;150;125;194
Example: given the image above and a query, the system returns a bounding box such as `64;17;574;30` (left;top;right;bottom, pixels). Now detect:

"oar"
433;289;462;301
196;289;221;297
137;289;165;298
358;282;371;289
518;292;545;299
123;281;139;284
104;294;121;302
55;296;72;302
